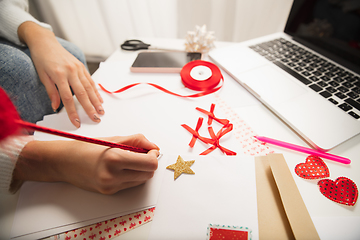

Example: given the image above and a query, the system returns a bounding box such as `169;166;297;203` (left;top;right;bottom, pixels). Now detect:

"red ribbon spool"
99;60;223;97
181;60;223;92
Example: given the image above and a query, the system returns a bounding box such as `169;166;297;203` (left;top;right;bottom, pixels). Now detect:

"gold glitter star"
166;155;195;180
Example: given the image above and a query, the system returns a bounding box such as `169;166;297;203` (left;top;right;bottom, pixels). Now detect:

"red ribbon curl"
98;60;223;98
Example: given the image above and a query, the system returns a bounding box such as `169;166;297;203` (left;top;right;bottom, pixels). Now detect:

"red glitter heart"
295;155;330;179
318;177;358;206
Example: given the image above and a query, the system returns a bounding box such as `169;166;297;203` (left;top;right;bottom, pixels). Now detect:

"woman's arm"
0;0;52;46
12;134;160;195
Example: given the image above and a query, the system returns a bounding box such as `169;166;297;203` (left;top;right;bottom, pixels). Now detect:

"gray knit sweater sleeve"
0;135;33;194
0;0;52;46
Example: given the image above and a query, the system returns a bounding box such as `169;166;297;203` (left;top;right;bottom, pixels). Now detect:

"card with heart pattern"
207;224;251;240
295;155;330;180
318;177;358;206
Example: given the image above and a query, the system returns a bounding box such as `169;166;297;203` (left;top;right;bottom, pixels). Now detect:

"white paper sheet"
11;58;360;239
11;60;251;239
148;155;259;240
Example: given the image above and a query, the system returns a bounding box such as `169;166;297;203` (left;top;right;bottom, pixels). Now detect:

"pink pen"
254;136;351;164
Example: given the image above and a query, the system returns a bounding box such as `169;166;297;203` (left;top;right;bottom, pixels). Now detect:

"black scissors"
120;39;152;51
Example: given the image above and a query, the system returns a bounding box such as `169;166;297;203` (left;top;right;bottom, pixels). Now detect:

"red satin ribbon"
98;60;223;97
189;117;203;147
181;118;213;147
196;103;229;126
200;124;236;156
182;103;236;156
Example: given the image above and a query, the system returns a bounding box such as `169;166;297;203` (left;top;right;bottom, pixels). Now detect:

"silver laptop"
209;0;360;151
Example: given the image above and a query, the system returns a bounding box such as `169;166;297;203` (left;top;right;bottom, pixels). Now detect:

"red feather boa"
0;87;22;140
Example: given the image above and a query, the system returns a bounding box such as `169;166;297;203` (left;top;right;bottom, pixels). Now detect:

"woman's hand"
18;21;104;128
13;134;160;194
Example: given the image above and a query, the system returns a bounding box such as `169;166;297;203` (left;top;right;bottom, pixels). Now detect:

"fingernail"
152;143;160;150
74;118;81;128
51;102;58;113
97;106;105;115
93;114;101;122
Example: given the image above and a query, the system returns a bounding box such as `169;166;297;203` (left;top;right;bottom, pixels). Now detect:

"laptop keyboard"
249;38;360;120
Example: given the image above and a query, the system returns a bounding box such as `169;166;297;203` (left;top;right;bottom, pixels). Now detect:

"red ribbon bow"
181;118;213;147
200;124;236;156
196;103;229;126
182;103;236;156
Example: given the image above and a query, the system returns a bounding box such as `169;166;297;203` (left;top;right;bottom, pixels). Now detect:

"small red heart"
318;177;358;206
124;228;127;231
295;155;329;179
129;217;132;221
139;221;142;224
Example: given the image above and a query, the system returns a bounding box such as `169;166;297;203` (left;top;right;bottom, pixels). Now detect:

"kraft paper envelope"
255;153;320;240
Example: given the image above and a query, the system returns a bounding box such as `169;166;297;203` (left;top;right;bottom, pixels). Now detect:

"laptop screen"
284;0;360;74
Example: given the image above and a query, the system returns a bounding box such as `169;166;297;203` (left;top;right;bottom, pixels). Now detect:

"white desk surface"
1;38;360;240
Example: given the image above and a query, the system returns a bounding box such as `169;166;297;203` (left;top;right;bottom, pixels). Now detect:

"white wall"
32;0;293;60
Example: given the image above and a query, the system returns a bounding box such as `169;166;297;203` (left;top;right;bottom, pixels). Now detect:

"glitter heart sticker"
318;177;358;206
295;155;330;180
